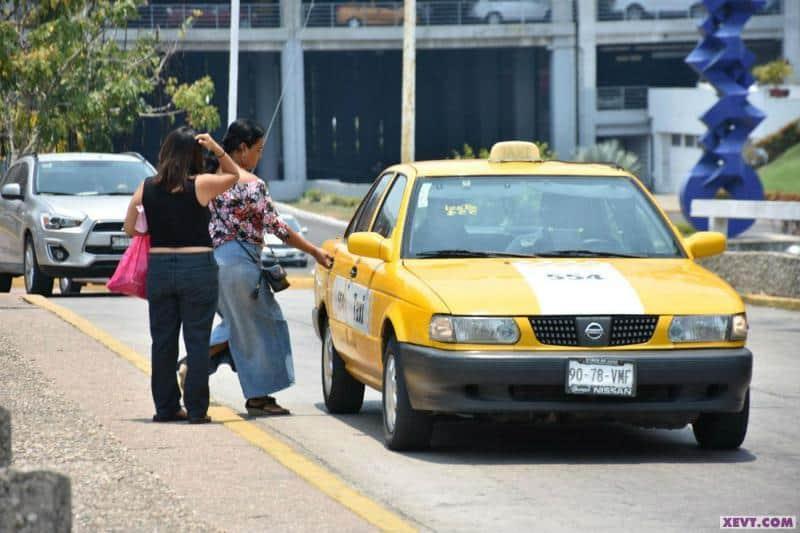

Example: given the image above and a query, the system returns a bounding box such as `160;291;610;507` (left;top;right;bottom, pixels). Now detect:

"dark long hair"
155;126;204;192
205;118;266;173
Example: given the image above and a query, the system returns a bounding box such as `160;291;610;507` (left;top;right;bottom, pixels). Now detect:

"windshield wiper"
537;249;644;258
39;191;74;196
102;192;134;196
415;249;539;259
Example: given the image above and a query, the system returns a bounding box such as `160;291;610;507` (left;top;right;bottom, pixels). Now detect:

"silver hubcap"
384;354;398;434
24;243;34;291
59;278;70;293
323;328;334;397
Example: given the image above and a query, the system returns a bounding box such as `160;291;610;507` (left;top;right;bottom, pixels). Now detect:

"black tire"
626;4;645;19
321;318;364;414
382;336;433;451
0;273;12;293
59;277;83;296
690;3;706;18
485;11;502;24
24;236;53;296
693;389;749;450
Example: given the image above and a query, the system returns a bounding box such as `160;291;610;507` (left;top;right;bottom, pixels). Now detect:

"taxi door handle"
350;266;358;278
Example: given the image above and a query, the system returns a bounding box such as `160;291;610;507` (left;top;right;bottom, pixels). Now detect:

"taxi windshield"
403;176;683;259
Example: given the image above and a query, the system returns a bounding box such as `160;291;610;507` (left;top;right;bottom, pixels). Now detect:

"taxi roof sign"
488;141;541;163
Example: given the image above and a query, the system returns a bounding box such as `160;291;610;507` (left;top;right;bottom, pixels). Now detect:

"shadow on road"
317;401;756;465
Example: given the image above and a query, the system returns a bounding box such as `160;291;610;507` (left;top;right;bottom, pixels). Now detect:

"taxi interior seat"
412;200;470;253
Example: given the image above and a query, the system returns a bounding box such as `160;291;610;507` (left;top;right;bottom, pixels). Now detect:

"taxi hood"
403;258;744;316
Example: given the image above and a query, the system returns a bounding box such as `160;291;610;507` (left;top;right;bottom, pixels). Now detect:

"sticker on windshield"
514;262;644;315
418;182;431;208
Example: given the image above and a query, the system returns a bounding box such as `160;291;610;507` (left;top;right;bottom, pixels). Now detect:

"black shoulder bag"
232;239;291;297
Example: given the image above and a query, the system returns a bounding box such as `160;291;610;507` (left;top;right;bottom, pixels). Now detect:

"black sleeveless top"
142;177;212;248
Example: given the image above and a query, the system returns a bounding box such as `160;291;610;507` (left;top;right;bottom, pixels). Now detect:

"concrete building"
122;0;794;199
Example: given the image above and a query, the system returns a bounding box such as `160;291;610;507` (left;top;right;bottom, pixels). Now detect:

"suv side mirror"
0;183;22;201
685;231;726;259
347;231;394;261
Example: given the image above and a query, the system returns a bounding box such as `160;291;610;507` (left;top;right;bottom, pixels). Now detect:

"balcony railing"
126;3;281;29
303;1;552;28
597;86;648;110
597;0;782;21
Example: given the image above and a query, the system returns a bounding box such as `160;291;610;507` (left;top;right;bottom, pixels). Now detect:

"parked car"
610;0;707;19
261;214;309;268
313;141;751;451
470;0;551;24
0;153;155;296
334;1;431;27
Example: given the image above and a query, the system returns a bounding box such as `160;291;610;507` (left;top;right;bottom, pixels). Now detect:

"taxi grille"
93;222;124;232
530;315;659;347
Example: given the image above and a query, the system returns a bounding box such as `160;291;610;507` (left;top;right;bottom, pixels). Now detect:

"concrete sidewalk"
0;293;373;532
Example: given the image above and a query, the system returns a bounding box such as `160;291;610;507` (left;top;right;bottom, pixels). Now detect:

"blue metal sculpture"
681;0;766;237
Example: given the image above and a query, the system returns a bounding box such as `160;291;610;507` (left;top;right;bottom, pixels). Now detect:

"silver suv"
0;153;155;296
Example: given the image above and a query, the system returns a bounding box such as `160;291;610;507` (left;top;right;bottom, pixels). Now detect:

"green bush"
753;59;793;87
451;141;555;160
301;188;360;208
573;139;641;175
755;119;800;162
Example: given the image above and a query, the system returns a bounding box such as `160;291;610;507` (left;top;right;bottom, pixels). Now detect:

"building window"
684;135;696;148
671;134;682;147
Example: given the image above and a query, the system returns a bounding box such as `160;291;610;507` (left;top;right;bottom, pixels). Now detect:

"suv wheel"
626;4;645;19
0;274;12;293
485;12;502;24
382;336;433;451
59;277;83;296
693;389;749;450
321;318;364;413
24;236;53;296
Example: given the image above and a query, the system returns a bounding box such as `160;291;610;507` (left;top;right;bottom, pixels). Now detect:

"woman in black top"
124;127;242;424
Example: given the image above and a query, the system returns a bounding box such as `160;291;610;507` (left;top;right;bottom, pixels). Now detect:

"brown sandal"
246;397;290;417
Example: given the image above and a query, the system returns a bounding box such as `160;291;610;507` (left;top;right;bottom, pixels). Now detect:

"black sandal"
246;397;290;416
153;409;188;423
188;415;211;424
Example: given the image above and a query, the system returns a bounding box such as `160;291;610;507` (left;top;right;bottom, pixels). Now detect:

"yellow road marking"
22;294;416;533
13;277;313;291
742;293;800;312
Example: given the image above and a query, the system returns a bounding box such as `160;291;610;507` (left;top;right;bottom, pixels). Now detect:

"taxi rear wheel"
382;336;433;451
321;318;364;414
692;389;749;450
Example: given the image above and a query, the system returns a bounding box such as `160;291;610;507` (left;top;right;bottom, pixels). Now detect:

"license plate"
566;358;636;397
111;236;131;250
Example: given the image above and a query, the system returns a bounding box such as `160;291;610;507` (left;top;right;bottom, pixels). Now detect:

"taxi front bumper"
397;343;751;416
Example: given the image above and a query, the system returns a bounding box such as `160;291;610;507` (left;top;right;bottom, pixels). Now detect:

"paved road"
51;287;800;532
279;207;346;277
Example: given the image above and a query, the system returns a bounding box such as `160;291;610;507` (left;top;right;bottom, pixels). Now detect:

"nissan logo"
584;322;604;340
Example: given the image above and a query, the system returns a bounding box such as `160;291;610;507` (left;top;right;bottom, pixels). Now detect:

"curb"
21;295;415;532
275;202;349;230
742;293;800;312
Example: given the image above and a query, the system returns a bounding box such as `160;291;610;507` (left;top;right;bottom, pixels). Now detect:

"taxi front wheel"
693;389;749;450
382;336;433;451
321;319;364;414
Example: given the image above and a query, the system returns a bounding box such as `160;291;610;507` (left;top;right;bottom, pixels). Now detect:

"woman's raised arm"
194;133;242;205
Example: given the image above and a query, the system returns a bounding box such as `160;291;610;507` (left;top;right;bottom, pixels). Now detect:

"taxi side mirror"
347;232;394;261
684;231;726;259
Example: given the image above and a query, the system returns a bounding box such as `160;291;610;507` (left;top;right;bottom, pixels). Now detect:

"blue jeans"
146;252;218;419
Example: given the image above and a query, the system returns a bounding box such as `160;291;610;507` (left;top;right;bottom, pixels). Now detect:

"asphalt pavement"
51;289;800;532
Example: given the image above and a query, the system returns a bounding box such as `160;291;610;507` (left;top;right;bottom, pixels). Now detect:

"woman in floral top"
180;119;332;416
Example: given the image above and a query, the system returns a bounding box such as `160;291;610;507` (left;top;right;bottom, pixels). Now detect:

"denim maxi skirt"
210;240;295;398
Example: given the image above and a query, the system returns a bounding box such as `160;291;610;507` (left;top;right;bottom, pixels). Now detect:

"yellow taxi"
312;142;751;451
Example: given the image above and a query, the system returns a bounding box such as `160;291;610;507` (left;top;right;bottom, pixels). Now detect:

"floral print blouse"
209;180;291;248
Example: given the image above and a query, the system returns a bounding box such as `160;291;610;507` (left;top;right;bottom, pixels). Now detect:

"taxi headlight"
668;314;747;343
430;315;520;344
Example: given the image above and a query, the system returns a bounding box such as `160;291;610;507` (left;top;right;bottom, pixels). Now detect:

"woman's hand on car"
313;248;334;268
195;133;224;157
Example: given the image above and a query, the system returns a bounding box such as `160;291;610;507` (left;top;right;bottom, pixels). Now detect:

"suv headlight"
430;315;520;344
669;313;748;343
41;214;84;230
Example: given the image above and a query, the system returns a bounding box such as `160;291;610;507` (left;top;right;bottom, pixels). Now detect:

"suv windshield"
404;176;683;259
36;160;152;196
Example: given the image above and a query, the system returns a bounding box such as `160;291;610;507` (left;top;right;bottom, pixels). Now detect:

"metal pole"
401;0;416;163
228;0;240;126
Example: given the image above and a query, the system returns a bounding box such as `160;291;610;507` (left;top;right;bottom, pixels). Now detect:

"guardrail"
598;0;782;21
303;1;552;28
597;86;648;110
691;199;800;236
126;3;281;29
